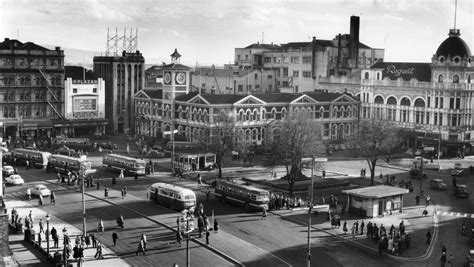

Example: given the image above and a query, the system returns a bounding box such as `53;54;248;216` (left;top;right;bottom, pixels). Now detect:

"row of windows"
216;184;263;201
0;75;62;86
262;56;312;64
2;105;48;118
373;95;462;109
368;107;468;127
437;74;471;83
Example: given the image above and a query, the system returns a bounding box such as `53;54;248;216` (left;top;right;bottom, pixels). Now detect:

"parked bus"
147;183;196;211
214;180;270;211
172;152;216;174
51;137;92;151
102;154;146;176
11;148;51;169
46;154;92;175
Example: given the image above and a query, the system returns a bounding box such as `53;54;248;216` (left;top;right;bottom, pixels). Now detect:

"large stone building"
233;16;384;93
319;27;474;156
93;51;145;134
0;38;64;142
54;66;107;136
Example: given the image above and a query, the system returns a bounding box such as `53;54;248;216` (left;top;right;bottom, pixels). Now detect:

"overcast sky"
1;0;473;66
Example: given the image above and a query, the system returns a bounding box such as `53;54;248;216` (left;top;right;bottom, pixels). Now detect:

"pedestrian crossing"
436;210;472;218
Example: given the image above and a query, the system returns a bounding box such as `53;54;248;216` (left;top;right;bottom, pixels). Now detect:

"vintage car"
451;163;464;176
29;184;51;197
5;174;24;185
454;184;470;198
430;179;447;190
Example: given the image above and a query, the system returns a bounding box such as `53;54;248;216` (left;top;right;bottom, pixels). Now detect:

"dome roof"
435;29;471;58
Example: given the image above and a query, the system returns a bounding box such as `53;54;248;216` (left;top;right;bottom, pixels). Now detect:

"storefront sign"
72;80;98;84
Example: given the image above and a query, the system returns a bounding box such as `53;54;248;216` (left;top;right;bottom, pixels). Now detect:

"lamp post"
45;213;50;255
62;227;68;266
80;168;86;236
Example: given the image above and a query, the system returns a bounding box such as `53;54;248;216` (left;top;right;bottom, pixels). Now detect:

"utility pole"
307;156;314;267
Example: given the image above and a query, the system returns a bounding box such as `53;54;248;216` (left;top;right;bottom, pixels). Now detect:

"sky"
1;0;473;67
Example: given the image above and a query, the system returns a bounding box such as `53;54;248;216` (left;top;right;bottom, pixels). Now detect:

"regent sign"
385;65;415;77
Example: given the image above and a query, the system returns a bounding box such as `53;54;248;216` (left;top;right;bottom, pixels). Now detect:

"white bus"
46;154;92;175
147;183;196;211
102;154;146;176
172;152;216;174
214;180;270;211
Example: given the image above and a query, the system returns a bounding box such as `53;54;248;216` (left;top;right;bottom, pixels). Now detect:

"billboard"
73;98;97;111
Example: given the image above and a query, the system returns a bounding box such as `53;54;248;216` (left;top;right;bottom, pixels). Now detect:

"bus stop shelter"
342;185;409;218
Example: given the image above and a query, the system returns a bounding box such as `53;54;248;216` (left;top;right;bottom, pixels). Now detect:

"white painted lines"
436;210;472;218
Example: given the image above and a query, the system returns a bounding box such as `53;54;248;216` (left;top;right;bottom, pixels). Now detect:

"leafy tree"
346;120;401;186
201;111;236;178
266;112;324;196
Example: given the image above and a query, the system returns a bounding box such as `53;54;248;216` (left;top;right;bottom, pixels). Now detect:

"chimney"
349;16;360;69
4;38;9;42
311;36;317;80
55;46;60;51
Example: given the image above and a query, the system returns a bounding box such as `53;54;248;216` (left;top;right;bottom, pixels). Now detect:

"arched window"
387;96;397;105
438;74;444;83
376;73;380;80
400;97;411;106
374;95;384;104
468;75;471;84
364;72;369;80
414;98;426;107
453;75;459;83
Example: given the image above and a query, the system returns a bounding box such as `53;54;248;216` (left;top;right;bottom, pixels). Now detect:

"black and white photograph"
1;0;474;266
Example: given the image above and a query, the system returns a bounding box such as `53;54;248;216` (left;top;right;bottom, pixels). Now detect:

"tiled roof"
244;43;281;50
342;185;409;198
175;91;199;102
0;38;51;51
65;66;97;80
201;94;246;104
143;89;163;99
252;93;300;103
371;62;431;82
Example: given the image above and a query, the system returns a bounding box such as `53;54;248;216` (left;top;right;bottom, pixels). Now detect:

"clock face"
164;72;171;84
175;72;186;84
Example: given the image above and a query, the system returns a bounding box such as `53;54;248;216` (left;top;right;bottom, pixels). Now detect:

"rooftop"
342;185;409;198
65;66;97;80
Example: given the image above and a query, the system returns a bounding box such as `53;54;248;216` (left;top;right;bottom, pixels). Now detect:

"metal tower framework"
106;28;138;56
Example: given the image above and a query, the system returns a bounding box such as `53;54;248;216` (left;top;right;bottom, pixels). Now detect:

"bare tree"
267;112;324;196
202;111;236;178
346;120;401;186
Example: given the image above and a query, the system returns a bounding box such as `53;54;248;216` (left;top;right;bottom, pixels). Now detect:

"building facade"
145;65;164;89
234;16;384;94
93;51;145;134
0;38;64;142
319;28;474;156
54;66;107;136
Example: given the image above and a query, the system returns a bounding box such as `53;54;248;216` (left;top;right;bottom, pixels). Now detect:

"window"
303;71;311;78
245;55;248;60
456;98;461;109
290;56;299;64
427;97;430;107
93;88;97;93
438;74;444;83
238;85;243;92
282;68;288;77
267;75;273;79
254;73;258;80
264;57;271;63
302;56;311;64
440;97;444;108
293;71;299;77
453;75;459;83
237;55;241;60
364;72;369;79
247;85;252;91
449;98;454;109
73;88;77;93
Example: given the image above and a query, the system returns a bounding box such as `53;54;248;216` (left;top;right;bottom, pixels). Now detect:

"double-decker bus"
147;183;196;211
172;152;216;174
214;180;270;211
102;154;146;176
11;148;51;169
46;154;92;175
51;137;92;151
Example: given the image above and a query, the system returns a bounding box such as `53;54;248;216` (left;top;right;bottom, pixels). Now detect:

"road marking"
449;212;454;216
442;211;448;216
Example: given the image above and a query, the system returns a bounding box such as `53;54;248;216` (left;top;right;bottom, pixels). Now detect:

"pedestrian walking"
50;191;56;204
91;233;97;248
104;187;108;198
355;220;359;234
85;234;90;248
206;189;210;202
136;239;146;255
37;232;42;247
94;241;103;259
214;219;219;233
176;231;182;246
124;185;127;197
426;229;432;244
343;221;348;234
57;172;61;182
51;227;59;248
25;159;30;170
360;220;365;235
39;194;43;206
415;194;420;205
26;188;31;200
206;231;210;245
197;173;202;186
261;207;267;220
28;210;34;224
77;245;84;267
141;233;148;251
121;187;125;199
112;231;118;246
98;219;104;233
39;219;44;233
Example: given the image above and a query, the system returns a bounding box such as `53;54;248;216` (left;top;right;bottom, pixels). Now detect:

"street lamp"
45;213;50;255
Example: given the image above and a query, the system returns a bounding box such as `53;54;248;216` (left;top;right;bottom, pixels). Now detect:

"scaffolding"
106;28;138;56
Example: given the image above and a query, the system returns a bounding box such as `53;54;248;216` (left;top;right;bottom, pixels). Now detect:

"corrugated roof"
342;185;409;198
65;66;97;80
370;62;431;82
143;89;163;99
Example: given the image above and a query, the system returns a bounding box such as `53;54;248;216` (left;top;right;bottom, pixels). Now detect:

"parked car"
2;165;15;177
451;163;464;176
430;179;447;190
99;142;117;150
5;174;24;185
29;184;51;197
454;184;470;198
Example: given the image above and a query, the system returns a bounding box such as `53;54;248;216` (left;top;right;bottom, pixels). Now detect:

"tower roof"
435;29;471;58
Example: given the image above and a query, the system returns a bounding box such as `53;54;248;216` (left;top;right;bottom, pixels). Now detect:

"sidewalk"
5;200;130;267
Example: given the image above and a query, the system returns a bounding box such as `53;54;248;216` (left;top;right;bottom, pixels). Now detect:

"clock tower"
162;49;192;102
